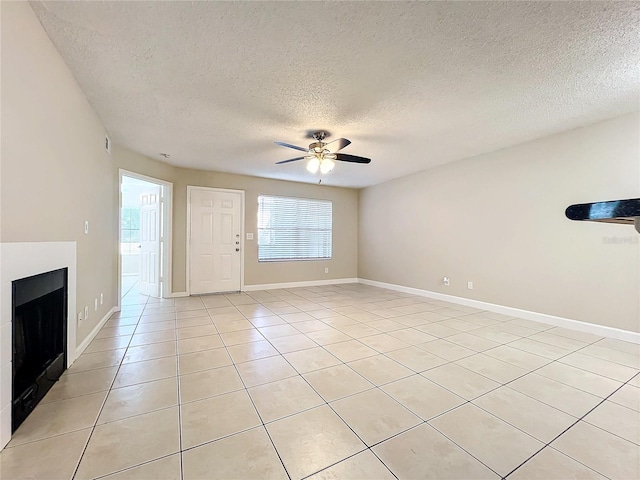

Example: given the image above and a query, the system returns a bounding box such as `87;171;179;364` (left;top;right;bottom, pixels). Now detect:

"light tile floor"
2;283;639;479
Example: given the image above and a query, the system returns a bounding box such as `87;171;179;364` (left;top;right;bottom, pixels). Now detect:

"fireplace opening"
12;268;67;432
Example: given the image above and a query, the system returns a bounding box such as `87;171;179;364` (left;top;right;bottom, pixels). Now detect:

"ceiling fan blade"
275;156;306;165
335;153;371;164
325;138;351;152
274;141;309;153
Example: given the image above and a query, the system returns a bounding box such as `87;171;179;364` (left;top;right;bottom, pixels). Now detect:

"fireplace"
0;241;77;450
12;268;68;432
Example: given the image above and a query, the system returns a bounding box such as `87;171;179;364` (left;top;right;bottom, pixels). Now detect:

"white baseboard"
73;306;118;361
358;278;640;344
171;292;189;298
244;278;359;292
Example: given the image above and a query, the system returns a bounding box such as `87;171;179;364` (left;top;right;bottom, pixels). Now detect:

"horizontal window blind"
258;195;332;261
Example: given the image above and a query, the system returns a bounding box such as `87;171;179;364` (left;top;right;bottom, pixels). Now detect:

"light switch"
84;221;89;234
246;233;254;240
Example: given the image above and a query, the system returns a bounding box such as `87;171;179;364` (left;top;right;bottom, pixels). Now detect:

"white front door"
139;186;162;297
189;188;242;294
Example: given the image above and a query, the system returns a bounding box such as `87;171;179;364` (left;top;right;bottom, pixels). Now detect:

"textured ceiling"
30;1;640;188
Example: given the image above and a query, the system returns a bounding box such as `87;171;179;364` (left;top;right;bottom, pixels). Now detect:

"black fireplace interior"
12;268;67;432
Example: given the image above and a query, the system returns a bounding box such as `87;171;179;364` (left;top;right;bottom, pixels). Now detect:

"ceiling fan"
274;131;371;174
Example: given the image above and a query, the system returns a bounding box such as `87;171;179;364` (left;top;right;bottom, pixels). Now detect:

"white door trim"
118;169;173;308
186;186;245;295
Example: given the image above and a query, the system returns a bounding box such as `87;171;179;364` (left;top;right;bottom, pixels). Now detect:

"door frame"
118;169;173;307
186;186;245;295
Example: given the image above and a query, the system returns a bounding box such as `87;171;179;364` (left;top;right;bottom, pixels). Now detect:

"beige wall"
114;148;359;293
115;146;176;185
1;2;117;345
174;169;359;290
359;113;640;332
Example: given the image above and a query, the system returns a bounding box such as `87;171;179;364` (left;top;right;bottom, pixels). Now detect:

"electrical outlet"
324;268;329;274
84;306;89;321
246;233;254;240
467;281;474;290
100;293;104;305
443;276;450;286
94;299;98;311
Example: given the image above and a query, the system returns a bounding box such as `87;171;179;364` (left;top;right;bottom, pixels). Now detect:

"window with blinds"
257;195;332;262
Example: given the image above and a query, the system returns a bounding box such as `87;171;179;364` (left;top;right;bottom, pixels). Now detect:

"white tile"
580;344;640;369
423;363;500;400
330;389;421;446
308;450;395;480
549;327;603;343
535;361;622;398
473;387;578;443
265;405;366;479
595;338;640;356
373;424;499;480
509;447;605;480
509;373;601;417
552;421;640;479
455;353;529;384
430;403;544;476
3;283;639;478
559;352;638;383
609;384;640;412
583;400;640;445
382;374;466;420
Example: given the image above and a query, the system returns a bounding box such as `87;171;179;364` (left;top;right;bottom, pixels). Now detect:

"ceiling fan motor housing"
312;131;328;142
309;141;325;153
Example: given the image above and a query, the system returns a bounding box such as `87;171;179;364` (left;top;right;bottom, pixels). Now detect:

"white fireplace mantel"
0;242;77;450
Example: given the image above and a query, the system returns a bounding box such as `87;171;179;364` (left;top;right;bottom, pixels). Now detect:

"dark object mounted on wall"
565;198;640;233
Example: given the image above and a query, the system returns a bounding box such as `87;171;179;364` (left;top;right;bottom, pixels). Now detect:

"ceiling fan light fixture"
306;156;320;173
320;158;335;174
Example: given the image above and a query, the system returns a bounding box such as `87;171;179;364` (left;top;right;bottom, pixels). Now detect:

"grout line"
81;340;624;436
232;299;383;478
368;448;401;480
297;449;373;480
120;279;139;299
21;284;638;480
385;420;503;478
175;299;189;480
91;452;179;480
264;314;478;479
220;328;293;480
503;373;639;479
4;425;95;450
70;292;152;479
314;299;636;479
